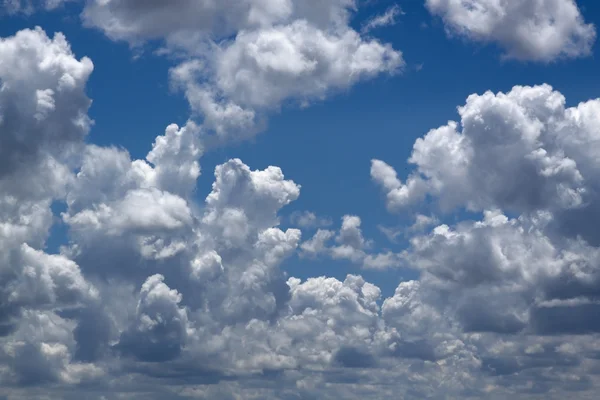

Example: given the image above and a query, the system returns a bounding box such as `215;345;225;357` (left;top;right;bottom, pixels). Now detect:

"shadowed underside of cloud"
2;3;600;400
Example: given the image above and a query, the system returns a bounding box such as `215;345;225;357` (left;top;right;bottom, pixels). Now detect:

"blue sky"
3;1;600;399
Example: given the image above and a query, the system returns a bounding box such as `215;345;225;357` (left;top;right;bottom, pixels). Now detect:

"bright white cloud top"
84;0;403;141
1;1;600;399
426;0;596;61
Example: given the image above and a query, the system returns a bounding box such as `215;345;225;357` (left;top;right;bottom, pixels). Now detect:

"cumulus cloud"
426;0;596;61
5;15;600;400
367;85;600;398
0;27;94;339
116;274;190;362
83;0;403;141
0;27;92;182
372;84;596;217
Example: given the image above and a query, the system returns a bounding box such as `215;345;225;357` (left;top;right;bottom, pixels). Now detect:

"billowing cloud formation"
426;0;596;61
367;85;600;398
0;27;93;341
372;84;596;217
4;23;600;400
83;0;403;141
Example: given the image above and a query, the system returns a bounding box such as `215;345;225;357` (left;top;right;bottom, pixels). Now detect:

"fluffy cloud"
116;274;190;362
369;85;600;398
0;26;93;327
4;15;600;400
0;27;102;390
0;27;92;183
83;0;403;141
0;29;408;396
372;84;600;339
426;0;596;61
372;84;596;217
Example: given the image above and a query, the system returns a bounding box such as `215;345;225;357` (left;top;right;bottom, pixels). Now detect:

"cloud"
300;215;403;270
0;27;92;183
361;4;403;33
83;0;403;141
1;0;71;15
425;0;596;61
116;274;190;362
289;211;333;230
82;0;356;43
0;27;94;341
372;85;594;216
4;21;600;400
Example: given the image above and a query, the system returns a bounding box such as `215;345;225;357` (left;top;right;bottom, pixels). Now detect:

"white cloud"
373;85;592;215
116;274;190;362
83;0;403;141
171;20;402;141
426;0;596;61
290;211;333;230
82;0;357;43
374;85;600;344
361;4;403;33
4;19;600;400
0;27;95;348
371;159;428;212
0;27;92;183
300;229;336;256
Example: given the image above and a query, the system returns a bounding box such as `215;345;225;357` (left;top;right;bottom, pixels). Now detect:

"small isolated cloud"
289;210;333;229
426;0;596;61
361;4;403;33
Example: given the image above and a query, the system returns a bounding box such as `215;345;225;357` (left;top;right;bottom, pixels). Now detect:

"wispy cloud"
361;4;404;33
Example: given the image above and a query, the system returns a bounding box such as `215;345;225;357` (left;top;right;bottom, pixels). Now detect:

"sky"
1;0;600;399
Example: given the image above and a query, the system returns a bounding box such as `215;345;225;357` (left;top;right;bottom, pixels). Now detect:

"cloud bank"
2;1;600;399
2;23;600;399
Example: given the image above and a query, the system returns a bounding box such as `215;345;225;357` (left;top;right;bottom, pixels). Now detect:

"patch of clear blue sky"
2;0;600;296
